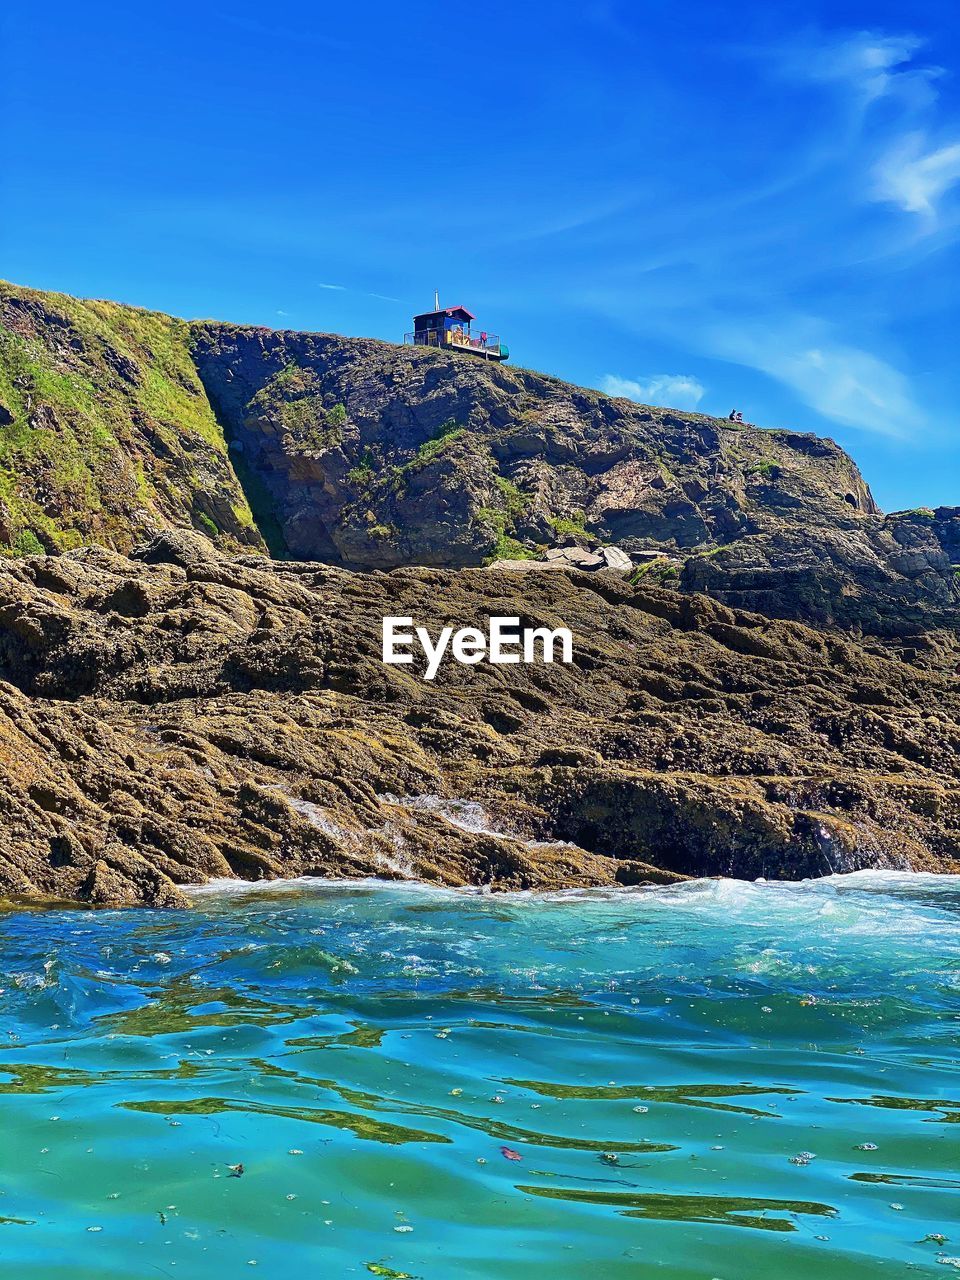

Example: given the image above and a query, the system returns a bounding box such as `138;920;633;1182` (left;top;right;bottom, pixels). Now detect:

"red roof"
413;304;476;322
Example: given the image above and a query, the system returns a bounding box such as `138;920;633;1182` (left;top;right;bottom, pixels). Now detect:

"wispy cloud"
781;30;939;108
872;132;960;219
318;282;400;303
816;31;960;225
704;316;922;438
772;29;959;227
563;24;960;438
601;373;705;411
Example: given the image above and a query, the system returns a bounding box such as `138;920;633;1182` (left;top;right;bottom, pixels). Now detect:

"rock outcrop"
190;323;958;635
188;322;879;575
1;534;959;906
680;507;960;635
488;544;634;572
3;280;957;637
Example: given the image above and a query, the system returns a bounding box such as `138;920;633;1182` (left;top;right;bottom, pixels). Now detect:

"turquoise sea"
1;873;958;1279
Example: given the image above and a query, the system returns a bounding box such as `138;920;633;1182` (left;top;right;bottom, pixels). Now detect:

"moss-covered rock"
0;281;263;557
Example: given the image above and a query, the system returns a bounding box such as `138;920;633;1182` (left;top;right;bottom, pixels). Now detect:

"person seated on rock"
729;409;739;421
735;411;745;423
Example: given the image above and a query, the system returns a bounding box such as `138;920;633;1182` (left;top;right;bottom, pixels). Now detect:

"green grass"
377;420;471;478
483;533;537;564
12;529;44;556
347;448;376;485
629;558;681;585
0;281;260;554
247;365;348;452
413;420;466;464
474;468;536;561
548;512;586;537
744;458;779;477
495;475;528;517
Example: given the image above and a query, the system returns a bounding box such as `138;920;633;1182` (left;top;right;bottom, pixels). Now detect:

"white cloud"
872;132;960;218
815;33;931;103
705;319;922;437
769;28;957;230
556;26;952;448
318;282;400;302
778;30;940;109
777;346;915;435
601;373;705;411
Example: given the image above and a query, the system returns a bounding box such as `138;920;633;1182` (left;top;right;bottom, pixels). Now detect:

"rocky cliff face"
1;532;958;906
189;322;878;572
187;321;957;635
3;281;957;637
681;508;960;636
0;282;263;557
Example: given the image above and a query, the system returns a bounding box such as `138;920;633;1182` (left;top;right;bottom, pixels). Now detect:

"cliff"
3;280;956;638
189;320;960;635
0;282;263;556
188;322;877;569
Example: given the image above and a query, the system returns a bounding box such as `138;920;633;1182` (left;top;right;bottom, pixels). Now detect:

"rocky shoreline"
2;531;958;907
2;280;959;906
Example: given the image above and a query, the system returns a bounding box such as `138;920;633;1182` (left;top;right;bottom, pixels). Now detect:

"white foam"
180;875;479;900
384;793;572;849
385;794;502;837
179;867;956;915
265;785;359;844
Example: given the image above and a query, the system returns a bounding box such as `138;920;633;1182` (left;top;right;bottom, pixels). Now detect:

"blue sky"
2;0;958;511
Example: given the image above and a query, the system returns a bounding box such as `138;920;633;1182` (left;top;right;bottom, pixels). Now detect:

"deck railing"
404;330;502;355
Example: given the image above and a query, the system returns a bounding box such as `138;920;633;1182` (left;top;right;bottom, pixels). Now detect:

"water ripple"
1;872;959;1277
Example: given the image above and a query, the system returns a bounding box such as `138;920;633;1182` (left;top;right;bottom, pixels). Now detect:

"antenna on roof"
434;288;440;311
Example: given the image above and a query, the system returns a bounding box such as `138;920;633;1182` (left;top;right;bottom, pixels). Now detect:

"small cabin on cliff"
405;303;508;362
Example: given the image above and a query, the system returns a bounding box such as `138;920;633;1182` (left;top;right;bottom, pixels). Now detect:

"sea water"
0;872;958;1279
